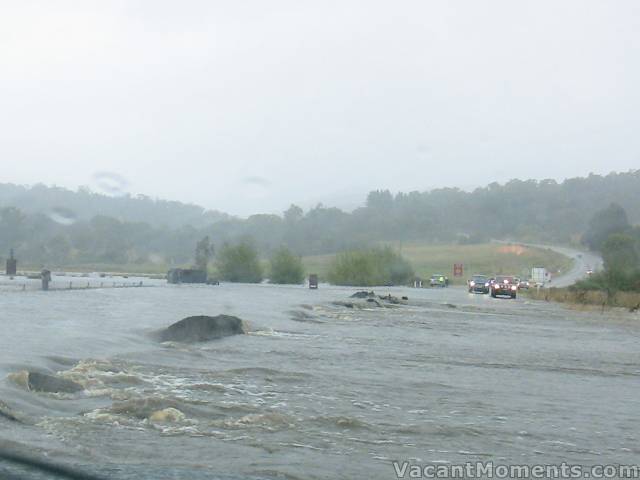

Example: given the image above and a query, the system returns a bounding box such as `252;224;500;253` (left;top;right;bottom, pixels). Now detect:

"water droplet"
92;172;129;197
48;207;77;225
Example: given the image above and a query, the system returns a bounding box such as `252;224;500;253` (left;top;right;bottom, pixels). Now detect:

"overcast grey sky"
1;1;639;216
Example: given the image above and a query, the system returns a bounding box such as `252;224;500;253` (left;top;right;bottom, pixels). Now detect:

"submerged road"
0;280;638;479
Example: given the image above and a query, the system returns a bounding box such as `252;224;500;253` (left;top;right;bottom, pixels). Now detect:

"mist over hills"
0;182;230;229
1;170;639;268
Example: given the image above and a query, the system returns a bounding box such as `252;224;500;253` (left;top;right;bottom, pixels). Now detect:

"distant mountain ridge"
1;170;640;268
0;183;230;229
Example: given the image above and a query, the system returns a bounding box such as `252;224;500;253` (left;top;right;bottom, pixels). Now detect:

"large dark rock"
159;315;245;343
27;372;83;394
350;291;376;299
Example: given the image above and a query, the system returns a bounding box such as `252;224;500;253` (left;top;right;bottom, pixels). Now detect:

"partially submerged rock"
350;291;408;304
158;315;245;343
366;298;384;307
332;301;356;309
332;299;385;309
0;399;20;422
26;371;83;394
350;291;376;299
289;310;323;323
149;407;185;424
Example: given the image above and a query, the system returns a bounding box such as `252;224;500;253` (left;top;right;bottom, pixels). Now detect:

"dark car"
517;278;530;290
491;275;518;298
468;274;490;294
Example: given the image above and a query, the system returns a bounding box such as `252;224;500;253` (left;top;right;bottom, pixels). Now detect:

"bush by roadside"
327;247;414;286
216;242;263;283
269;247;305;284
524;286;640;311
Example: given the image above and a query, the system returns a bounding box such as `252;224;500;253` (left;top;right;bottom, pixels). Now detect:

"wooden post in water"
309;274;318;289
41;269;51;291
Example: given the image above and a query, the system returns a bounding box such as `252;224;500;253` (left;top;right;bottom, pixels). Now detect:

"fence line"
0;280;158;292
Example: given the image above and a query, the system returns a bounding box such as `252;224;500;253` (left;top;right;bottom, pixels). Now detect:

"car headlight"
485;282;489;287
469;281;475;286
511;286;517;291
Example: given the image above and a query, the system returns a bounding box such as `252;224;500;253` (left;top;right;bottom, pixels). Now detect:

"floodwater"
0;280;639;479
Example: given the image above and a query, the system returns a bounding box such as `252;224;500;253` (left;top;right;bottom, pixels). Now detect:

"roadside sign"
453;263;463;277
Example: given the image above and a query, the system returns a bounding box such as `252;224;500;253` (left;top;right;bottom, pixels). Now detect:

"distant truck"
531;267;548;287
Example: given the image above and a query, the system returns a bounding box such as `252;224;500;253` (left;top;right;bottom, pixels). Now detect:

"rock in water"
350;291;376;299
149;408;185;423
26;372;83;394
159;315;245;343
0;399;20;422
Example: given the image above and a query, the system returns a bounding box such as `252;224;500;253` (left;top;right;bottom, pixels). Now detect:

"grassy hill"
303;242;573;284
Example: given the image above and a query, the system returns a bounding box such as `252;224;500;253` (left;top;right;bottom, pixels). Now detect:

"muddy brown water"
0;282;638;479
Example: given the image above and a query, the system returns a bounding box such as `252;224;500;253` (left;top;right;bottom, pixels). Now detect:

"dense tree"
582;203;631;251
269;247;305;284
216;242;263;283
328;247;414;286
283;204;304;224
2;170;640;268
0;207;25;253
575;209;640;292
601;234;639;275
194;236;213;271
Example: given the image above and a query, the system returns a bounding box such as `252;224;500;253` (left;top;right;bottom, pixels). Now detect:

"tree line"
2;170;640;270
576;203;640;292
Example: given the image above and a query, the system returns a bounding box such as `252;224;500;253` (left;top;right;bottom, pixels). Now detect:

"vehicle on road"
468;274;490;294
491;275;518;298
517;278;531;289
429;274;448;287
531;267;548;286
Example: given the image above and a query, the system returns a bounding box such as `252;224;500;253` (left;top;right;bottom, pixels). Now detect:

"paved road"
544;244;603;287
508;242;603;287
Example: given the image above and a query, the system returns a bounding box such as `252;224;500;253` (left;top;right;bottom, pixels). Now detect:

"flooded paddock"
0;283;638;479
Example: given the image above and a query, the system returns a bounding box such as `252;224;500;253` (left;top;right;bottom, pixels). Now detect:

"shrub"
216;241;263;283
601;233;639;275
582;203;630;251
574;231;640;293
574;269;640;293
269;247;305;284
327;247;414;286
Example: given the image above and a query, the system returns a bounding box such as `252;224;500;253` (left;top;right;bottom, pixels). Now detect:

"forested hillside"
0;183;229;229
1;170;640;269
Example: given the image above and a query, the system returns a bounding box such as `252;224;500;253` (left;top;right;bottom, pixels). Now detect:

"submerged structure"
167;268;207;284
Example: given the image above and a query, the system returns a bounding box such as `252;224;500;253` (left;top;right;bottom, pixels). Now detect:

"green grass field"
303;243;573;285
20;243;573;285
